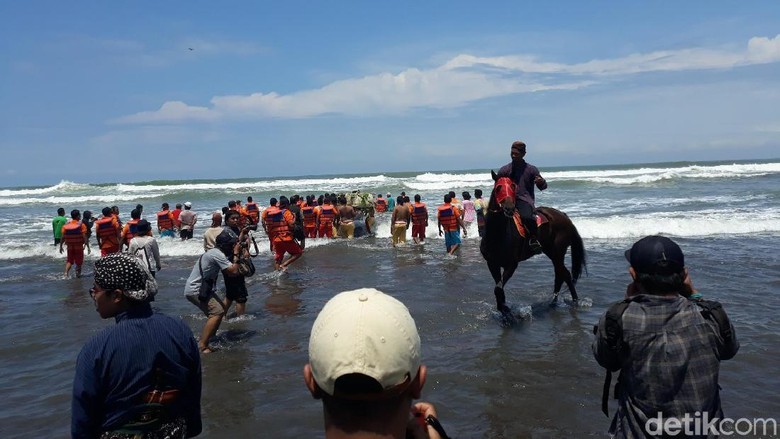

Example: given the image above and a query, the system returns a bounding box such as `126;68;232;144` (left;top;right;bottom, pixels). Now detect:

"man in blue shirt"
72;253;202;438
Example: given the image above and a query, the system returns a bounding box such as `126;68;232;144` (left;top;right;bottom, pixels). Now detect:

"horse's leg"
494;263;518;313
487;260;509;312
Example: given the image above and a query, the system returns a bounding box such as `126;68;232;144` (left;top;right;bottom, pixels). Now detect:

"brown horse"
480;172;586;313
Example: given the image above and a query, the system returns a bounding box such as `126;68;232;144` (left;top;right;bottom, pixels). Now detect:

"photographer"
593;236;739;438
183;228;248;353
222;210;252;317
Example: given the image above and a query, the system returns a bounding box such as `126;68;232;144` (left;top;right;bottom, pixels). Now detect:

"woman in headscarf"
72;253;202;438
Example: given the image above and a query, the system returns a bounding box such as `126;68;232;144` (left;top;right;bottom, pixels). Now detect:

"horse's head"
491;170;516;217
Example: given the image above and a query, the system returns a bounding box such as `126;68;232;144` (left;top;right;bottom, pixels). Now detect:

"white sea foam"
545;162;780;185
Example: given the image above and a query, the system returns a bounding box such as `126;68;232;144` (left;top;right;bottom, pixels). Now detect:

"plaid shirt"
593;294;739;438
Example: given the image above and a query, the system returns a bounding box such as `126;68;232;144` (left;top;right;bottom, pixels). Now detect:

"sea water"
0;159;778;437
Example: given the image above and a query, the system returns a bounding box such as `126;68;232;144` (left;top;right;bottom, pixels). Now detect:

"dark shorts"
54;238;61;245
179;229;193;240
224;274;248;303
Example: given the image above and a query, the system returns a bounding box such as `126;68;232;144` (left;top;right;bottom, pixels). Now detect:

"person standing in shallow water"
52;207;68;246
473;189;486;238
60;209;87;278
72;253;201;438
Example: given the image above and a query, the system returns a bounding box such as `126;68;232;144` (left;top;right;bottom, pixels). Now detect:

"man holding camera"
183;228;248;353
593;236;739;438
222;210;253;317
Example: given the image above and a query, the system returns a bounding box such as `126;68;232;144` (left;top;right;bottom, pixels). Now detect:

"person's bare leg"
76;264;82;278
235;302;246;316
200;315;223;353
281;254;302;270
64;262;72;278
449;244;460;255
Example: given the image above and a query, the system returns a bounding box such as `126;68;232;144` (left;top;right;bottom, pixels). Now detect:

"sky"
1;1;779;187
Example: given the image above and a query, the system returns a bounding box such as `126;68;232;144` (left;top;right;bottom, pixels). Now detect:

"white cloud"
110;101;219;124
114;35;780;124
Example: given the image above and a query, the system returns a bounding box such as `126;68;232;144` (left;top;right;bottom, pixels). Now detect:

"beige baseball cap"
308;288;421;397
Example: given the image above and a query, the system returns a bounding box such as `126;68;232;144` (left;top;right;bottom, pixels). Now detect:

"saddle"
512;210;548;238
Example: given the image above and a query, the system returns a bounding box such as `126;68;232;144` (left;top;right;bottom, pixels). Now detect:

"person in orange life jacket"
261;197;279;251
244;196;261;225
374;194;388;213
60;209;88;278
178;202;197;241
121;208;142;251
410;194;429;244
302;195;319;239
267;196;304;271
95;207;121;256
316;196;339;238
157;203;176;238
496;140;547;254
171;203;183;229
437;194;467;255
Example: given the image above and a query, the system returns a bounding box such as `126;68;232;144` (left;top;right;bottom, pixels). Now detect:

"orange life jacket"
375;199;387;213
318;205;337;224
62;221;85;246
411;203;428;225
265;206;292;241
301;205;317;227
437;205;458;231
96;217;119;246
245;202;260;222
124;219;140;244
157;210;174;230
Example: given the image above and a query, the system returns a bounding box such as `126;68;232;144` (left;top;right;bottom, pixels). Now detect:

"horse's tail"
570;225;587;283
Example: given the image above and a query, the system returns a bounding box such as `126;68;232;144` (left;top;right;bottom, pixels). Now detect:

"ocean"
1;159;778;438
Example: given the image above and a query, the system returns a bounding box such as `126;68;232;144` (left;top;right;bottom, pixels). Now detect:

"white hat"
184;201;192;208
308;288;421;397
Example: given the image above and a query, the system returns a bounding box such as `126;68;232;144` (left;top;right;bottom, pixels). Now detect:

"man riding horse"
496;140;547;254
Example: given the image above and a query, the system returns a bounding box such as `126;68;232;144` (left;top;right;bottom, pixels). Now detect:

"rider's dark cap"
625;235;685;275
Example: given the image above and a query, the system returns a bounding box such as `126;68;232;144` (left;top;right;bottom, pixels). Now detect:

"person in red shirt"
410;194;429;244
315;197;339;238
59;209;88;278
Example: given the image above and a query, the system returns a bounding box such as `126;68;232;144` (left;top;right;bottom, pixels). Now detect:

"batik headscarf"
94;253;158;302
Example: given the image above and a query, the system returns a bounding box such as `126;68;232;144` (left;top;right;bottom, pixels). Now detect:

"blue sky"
1;1;779;187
